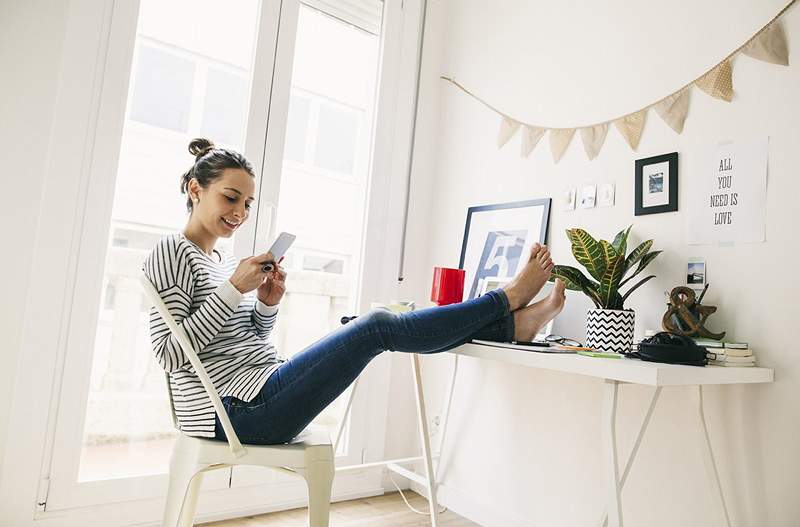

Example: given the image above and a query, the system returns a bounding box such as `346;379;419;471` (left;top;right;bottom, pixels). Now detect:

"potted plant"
549;226;661;353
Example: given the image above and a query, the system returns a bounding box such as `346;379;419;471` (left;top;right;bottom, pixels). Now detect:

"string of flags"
441;0;794;163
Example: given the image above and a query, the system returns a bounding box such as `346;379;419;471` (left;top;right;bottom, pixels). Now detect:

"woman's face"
190;168;255;238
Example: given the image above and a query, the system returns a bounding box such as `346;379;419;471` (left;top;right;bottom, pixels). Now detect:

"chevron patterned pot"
586;308;635;353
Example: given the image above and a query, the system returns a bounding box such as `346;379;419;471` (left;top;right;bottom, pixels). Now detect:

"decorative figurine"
662;284;726;339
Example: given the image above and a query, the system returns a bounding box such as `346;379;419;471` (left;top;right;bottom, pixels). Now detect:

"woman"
142;138;566;445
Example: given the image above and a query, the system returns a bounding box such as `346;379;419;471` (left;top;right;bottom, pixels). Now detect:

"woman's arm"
251;299;278;339
143;236;243;372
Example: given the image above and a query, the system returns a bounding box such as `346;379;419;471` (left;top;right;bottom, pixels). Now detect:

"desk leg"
598;386;661;527
695;385;732;527
411;354;440;527
603;380;623;527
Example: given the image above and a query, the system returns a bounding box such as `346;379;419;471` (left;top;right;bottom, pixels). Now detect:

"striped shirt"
142;232;283;438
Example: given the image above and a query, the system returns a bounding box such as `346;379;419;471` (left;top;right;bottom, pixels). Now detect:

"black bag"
628;331;708;367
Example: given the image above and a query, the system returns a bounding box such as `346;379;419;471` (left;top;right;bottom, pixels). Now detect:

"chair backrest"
139;273;247;458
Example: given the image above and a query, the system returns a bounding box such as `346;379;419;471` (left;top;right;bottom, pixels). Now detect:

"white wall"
388;1;800;525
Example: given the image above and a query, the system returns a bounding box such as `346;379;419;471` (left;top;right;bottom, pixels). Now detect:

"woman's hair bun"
188;138;216;160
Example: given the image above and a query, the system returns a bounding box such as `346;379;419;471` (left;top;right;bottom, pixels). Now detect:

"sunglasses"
544;334;583;347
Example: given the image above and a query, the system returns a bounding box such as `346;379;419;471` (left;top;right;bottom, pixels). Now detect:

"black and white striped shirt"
142;232;283;438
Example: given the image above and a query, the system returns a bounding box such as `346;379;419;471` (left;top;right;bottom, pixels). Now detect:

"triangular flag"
497;116;521;147
521;125;546;157
549;129;575;163
614;110;646;150
741;21;788;66
654;89;690;134
695;60;733;102
579;123;609;160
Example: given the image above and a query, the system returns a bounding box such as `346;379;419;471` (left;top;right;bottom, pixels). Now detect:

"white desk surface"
452;342;774;386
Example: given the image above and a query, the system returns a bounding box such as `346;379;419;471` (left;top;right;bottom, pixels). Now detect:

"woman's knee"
355;307;398;348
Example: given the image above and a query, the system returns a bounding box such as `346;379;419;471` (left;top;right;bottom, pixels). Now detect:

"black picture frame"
634;152;678;216
458;198;551;301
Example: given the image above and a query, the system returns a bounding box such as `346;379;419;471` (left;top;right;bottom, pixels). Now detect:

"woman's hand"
230;251;280;294
257;256;286;306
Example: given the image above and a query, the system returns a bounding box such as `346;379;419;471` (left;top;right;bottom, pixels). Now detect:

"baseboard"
190;485;386;526
410;479;536;527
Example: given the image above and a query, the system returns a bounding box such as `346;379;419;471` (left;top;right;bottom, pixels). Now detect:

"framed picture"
478;276;512;297
579;185;596;209
459;198;551;301
635;152;678;215
561;187;576;211
686;257;707;290
598;182;615;207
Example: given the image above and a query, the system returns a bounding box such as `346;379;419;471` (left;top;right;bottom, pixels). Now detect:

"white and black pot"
586;308;635;354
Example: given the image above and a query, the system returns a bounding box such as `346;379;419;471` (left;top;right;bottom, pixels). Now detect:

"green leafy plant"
549;226;660;310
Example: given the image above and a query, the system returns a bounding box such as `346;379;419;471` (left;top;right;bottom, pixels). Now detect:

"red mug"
431;267;465;306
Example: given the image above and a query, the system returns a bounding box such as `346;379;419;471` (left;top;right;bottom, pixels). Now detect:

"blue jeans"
213;288;513;444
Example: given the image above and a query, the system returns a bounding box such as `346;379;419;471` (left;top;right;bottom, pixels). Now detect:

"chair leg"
163;442;207;527
303;456;335;527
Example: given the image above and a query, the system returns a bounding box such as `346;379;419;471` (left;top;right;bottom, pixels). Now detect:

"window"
282;89;362;178
129;45;195;132
284;94;311;163
302;253;345;274
201;67;249;147
314;102;358;174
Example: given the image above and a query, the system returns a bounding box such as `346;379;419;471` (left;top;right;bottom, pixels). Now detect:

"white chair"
139;273;335;527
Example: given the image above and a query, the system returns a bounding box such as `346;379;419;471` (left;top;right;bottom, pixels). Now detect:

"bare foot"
502;243;554;311
512;278;566;341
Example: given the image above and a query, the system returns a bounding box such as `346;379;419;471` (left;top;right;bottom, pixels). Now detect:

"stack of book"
694;338;755;367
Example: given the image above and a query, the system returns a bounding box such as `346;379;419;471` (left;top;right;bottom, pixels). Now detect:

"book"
723;342;749;349
693;338;749;349
693;338;724;348
706;349;753;360
707;354;755;363
709;360;755;367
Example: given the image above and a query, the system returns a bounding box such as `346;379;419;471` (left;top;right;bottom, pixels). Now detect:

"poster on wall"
459;199;551;301
688;137;767;245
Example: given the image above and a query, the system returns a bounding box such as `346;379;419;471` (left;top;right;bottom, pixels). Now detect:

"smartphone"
261;232;296;272
510;340;551;347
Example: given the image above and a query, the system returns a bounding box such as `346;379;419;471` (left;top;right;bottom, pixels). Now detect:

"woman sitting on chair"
142;137;567;445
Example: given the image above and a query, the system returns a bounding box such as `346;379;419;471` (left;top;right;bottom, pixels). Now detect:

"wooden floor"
203;490;477;526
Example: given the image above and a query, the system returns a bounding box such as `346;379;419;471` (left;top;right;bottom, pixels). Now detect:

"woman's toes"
528;243;542;262
551;278;566;302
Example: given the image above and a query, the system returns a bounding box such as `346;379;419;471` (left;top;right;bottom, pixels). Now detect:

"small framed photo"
635;152;678;215
579;185;596;209
459;198;551;301
686;257;706;290
597;182;615;207
562;187;576;211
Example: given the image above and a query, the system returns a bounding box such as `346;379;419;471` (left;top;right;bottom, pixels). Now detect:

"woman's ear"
188;178;201;203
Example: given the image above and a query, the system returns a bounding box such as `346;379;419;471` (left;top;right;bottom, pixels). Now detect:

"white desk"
338;343;774;527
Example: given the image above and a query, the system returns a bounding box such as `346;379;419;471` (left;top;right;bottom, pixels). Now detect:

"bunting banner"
441;1;794;163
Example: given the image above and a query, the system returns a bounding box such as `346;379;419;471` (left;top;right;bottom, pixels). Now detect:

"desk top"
451;342;774;386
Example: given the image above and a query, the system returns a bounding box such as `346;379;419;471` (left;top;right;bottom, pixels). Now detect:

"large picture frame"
459;198;551;301
635;152;678;216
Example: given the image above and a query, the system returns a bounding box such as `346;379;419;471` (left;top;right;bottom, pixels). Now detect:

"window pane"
284;94;310;163
129;46;195;132
201;68;249;149
78;0;259;482
302;254;345;274
314;103;359;174
270;3;382;448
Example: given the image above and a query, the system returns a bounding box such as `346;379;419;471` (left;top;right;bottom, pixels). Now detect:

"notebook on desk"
471;339;578;353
